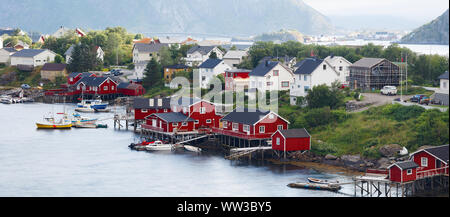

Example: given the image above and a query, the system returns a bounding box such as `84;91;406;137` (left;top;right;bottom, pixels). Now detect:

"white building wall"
324;56;352;84
0;38;3;49
249;64;293;91
199;61;231;89
0;49;13;64
439;79;449;94
11;50;55;67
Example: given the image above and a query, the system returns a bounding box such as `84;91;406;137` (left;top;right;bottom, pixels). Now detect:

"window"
304;75;307;81
183;107;188;114
202;76;206;81
281;81;289;87
276;137;280;146
298;85;301;88
304;86;310;92
222;121;227;127
70;78;73;82
164;109;167;112
407;169;412;175
142;109;148;113
173;123;178;127
273;70;279;76
421;157;428;167
323;64;327;70
259;126;265;133
339;66;343;71
200;107;206;114
232;123;239;131
104;86;108;91
277;125;283;130
206;119;212;124
195;120;199;124
112;86;114;90
267;82;272;86
243;125;249;132
182;122;188;126
269;114;274;119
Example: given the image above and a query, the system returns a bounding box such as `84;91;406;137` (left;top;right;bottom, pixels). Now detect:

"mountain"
253;29;305;43
0;0;334;36
400;9;449;45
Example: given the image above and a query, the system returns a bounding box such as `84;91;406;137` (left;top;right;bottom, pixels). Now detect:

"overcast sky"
303;0;449;22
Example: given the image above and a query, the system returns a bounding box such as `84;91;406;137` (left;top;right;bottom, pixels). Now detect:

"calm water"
0;103;354;197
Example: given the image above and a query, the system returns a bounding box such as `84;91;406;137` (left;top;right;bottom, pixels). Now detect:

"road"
350;93;414;113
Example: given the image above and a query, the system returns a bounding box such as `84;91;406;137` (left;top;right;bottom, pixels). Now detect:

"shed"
388;161;419;183
272;129;311;153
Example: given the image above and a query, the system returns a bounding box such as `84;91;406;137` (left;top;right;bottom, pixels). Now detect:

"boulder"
379;144;403;157
366;162;375;167
341;154;361;163
377;157;391;169
325;154;338;160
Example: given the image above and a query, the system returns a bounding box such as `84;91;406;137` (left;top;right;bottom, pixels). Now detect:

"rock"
325;154;338;160
389;157;396;161
366;162;375;167
379;144;403;157
377;157;391;169
341;154;361;163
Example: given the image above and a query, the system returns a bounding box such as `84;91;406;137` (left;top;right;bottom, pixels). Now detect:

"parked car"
410;94;426;103
380;86;397;95
419;96;430;105
21;84;31;89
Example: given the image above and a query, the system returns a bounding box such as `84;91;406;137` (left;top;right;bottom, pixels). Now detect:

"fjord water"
0;103;354;197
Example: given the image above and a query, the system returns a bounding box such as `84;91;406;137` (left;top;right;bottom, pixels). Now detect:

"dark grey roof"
133;97;172;109
165;64;189;69
134;42;168;53
438;71;449;80
187;45;215;55
118;82;130;89
1;47;17;53
424;145;449;162
41;63;67;71
250;60;279;77
351;58;385;68
11;49;47;57
225;69;252;73
198;59;222;68
221;108;270;125
74;76;116;87
150;112;195;123
394;161;419;170
294;58;324;75
279;129;310;138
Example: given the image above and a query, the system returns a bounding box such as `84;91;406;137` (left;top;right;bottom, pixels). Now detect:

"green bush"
382;104;426;121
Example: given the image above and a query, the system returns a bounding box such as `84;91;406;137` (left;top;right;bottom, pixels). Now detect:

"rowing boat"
307;177;339;185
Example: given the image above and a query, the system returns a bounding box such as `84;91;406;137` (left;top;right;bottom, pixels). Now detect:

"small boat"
71;113;97;124
145;141;173;151
36;113;72;129
0;95;12;104
129;139;154;150
73;122;97;128
184;145;202;153
287;182;341;192
307;178;339;185
77;99;108;110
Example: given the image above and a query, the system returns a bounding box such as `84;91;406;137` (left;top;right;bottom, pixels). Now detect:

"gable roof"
250;60;279;77
422;144;449;163
41;63;67;71
198;59;222;68
74;76;116;87
223;50;248;59
187;45;215;55
351;58;385;68
149;112;195;123
438;71;449;80
278;129;310;138
324;55;352;66
133;97;172;109
294;58;324;75
134;42;168;53
221;108;271;125
11;49;48;58
388;161;419;170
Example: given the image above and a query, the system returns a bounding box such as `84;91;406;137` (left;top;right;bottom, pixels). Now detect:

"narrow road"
350;93;414;113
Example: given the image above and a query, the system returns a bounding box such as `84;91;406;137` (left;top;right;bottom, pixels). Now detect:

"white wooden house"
248;60;294;91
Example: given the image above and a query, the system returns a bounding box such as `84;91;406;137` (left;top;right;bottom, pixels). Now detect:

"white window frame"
164;109;167;112
276;137;280;146
232;123;239;131
195;120;199;124
172;123;178;127
182;122;188;126
259;126;265;133
222;121;227;126
103;86;108;91
200;107;206;114
421;157;428;167
141;109;148;113
277;125;283;130
206;119;212;124
407;169;412;175
243;125;250;132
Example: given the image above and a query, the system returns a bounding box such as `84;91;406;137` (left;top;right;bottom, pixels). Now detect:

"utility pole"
400;52;403;101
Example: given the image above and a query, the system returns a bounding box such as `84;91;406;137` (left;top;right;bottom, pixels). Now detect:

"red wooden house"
143;112;196;133
409;144;449;178
132;97;172;120
118;82;145;96
74;76;118;95
216;108;289;140
68;72;96;85
388;161;419;183
224;69;251;91
170;97;223;130
271;129;311;152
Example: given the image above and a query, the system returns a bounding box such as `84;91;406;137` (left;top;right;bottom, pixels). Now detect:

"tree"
54;54;65;63
306;84;344;109
209;51;218;59
67;43;101;72
143;59;163;89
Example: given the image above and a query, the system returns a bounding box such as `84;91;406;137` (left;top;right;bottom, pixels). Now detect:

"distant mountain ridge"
400;9;449;45
0;0;334;36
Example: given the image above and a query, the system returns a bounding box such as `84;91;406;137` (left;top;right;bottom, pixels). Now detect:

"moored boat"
184;145;202;153
145;140;173;151
307;178;339;185
36;114;72;129
287;182;342;192
71;113;97;124
76;99;109;113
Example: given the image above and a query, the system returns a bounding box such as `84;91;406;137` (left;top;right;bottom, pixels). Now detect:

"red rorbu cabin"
271;129;311;152
170;97;223;130
118;82;145;96
143;112;196;133
132;97;172;120
388;161;419;183
409;144;449;178
217;108;289;140
68;72;96;85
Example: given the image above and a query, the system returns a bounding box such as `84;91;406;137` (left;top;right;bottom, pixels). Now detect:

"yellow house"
40;63;68;82
164;64;189;82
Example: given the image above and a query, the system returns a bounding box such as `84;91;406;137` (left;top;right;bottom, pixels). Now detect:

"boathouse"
409;144;449;177
74;76;118;96
118;82;145;96
271;128;311;152
132;97;172;120
387;161;419;183
68;72;96;85
143;112;196;133
216;108;289;140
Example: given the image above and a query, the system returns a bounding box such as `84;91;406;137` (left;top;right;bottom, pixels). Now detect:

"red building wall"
221;113;288;139
271;131;310;151
145;115;195;133
189;101;221;128
135;108;171;120
271;131;286;150
389;166;417;183
97;79;118;95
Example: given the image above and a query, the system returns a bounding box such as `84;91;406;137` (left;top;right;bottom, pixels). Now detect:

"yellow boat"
36;115;72;129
